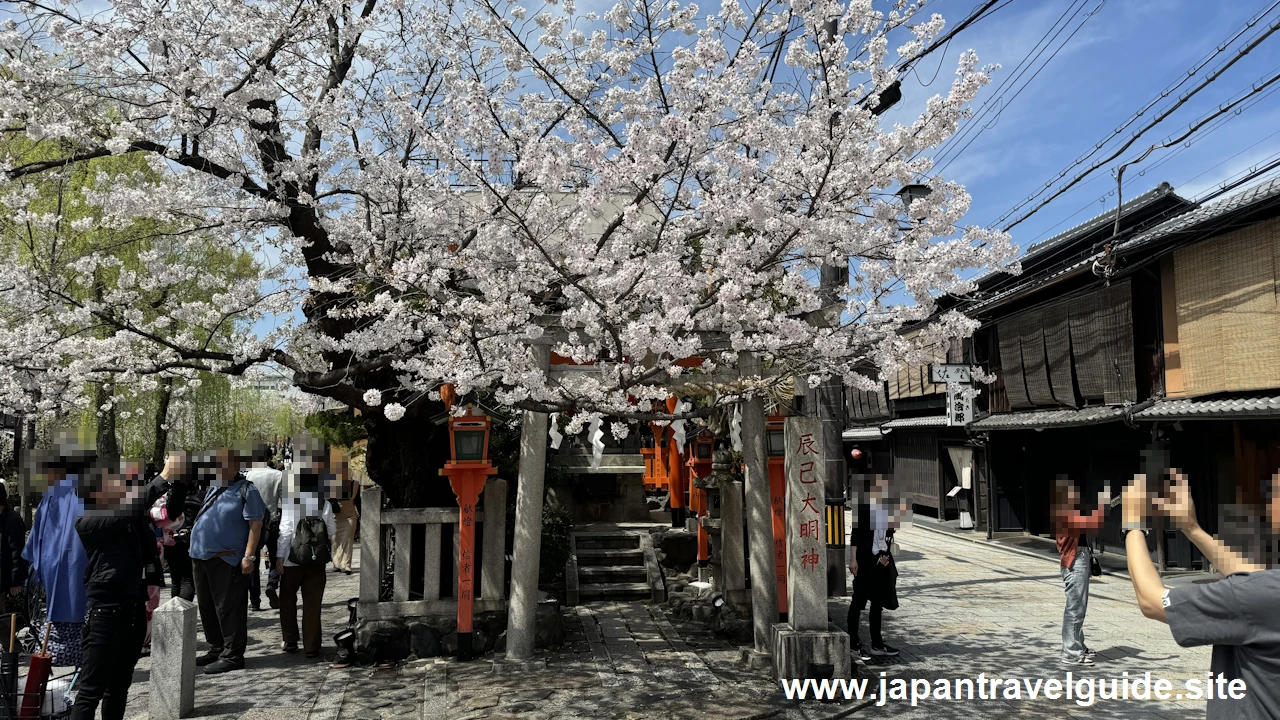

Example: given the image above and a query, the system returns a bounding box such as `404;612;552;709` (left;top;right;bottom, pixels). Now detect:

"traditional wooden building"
951;178;1280;569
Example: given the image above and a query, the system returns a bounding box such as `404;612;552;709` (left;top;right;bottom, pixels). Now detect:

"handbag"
879;553;900;611
1090;556;1102;577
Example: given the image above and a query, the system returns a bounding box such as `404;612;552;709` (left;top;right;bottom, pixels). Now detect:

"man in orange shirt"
1052;476;1110;666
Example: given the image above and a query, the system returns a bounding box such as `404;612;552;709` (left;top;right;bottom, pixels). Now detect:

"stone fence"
358;481;508;620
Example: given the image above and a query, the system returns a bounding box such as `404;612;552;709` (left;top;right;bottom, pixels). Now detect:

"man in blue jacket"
189;448;266;674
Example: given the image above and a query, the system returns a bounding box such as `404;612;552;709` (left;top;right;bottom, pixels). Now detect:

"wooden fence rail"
358;480;508;620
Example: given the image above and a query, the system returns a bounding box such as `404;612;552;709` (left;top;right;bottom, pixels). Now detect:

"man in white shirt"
244;445;283;611
276;436;337;658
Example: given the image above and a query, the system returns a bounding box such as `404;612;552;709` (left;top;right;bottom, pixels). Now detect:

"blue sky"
900;0;1280;248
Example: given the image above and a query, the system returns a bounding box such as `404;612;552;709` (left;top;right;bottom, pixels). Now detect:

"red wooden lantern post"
687;432;715;570
665;397;687;528
766;415;789;618
438;388;496;661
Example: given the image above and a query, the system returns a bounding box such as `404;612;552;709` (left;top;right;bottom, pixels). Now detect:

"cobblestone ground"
118;525;1214;720
826;525;1213;720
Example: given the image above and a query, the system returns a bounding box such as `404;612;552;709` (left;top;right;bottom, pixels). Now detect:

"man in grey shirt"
1123;469;1280;719
244;445;283;611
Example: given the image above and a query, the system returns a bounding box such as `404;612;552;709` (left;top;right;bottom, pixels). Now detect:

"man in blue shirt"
189;448;267;674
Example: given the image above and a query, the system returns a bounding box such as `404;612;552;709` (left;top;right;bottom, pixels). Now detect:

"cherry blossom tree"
0;0;1015;505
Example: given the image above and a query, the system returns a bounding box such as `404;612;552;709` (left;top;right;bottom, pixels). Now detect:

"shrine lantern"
766;417;786;457
438;397;496;662
447;410;491;464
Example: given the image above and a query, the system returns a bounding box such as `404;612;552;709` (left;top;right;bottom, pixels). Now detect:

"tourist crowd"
3;433;361;720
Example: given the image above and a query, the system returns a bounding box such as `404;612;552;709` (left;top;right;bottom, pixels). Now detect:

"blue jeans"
1061;546;1092;661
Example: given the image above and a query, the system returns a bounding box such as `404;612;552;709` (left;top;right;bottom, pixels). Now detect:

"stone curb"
908;521;1134;579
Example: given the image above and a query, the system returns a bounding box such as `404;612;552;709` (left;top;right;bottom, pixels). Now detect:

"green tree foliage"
304;408;368;454
1;132;262;457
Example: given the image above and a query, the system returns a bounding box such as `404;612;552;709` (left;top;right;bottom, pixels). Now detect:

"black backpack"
288;516;332;566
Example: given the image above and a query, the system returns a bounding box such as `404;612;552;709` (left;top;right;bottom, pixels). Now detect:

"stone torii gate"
501;345;846;679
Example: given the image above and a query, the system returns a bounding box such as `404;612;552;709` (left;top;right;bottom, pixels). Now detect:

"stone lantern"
694;446;736;585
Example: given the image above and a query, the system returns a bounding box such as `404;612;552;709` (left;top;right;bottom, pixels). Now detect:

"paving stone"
463;695;501;710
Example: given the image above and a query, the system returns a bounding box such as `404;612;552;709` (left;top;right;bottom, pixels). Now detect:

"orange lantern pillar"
665;397;687;528
437;393;496;662
766;415;788;618
645;423;670;493
687;433;715;571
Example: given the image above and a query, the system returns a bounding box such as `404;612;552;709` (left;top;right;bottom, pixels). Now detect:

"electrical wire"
1022;63;1280;245
896;0;1011;75
1194;147;1280;203
933;0;1106;175
925;0;1089;166
997;11;1280;231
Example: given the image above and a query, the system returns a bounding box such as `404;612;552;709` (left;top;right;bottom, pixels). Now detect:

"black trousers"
167;542;196;601
849;586;890;648
71;601;146;720
248;521;279;607
193;557;249;665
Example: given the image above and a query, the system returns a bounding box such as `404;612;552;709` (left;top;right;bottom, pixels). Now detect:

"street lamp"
897;183;933;219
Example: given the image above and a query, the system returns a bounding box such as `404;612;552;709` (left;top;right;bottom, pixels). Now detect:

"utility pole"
808;265;848;598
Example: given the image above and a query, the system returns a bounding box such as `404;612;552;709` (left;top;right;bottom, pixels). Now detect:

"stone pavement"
826;524;1213;719
117;525;1215;719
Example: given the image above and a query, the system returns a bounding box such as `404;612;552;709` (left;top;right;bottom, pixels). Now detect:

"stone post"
721;479;746;608
482;477;508;601
358;486;383;604
504;344;551;663
738;352;778;662
784;416;827;630
770;415;851;680
150;598;196;720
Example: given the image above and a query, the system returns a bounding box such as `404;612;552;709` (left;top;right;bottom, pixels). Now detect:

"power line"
988;0;1280;229
997;10;1280;231
933;0;1106;175
926;0;1089;166
1194;147;1280;203
896;0;1012;75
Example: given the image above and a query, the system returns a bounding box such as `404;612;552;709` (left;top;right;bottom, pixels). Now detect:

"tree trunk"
8;413;22;478
151;377;173;467
362;405;453;509
95;380;120;463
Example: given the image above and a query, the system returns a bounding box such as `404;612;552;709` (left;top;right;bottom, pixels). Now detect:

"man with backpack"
188;447;267;674
276;436;336;658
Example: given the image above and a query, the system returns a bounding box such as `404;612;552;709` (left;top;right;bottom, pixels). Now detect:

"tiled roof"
842;426;885;441
881;415;949;429
1133;395;1280;420
972;183;1181;286
1114;176;1280;255
969;405;1125;431
963;178;1280;317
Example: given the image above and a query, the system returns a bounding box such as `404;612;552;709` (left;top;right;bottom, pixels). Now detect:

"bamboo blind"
1175;218;1280;396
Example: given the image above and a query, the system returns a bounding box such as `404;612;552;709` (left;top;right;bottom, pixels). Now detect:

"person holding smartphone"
1122;469;1280;719
1052;476;1110;666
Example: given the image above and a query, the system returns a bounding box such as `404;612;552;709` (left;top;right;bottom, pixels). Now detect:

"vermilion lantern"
765;417;786;457
448;408;491;464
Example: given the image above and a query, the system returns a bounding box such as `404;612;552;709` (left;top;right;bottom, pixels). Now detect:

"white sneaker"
1062;655;1095;666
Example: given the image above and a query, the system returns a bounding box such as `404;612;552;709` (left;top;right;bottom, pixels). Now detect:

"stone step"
575;548;645;565
573;534;641;550
579;582;654;600
578;565;649;581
